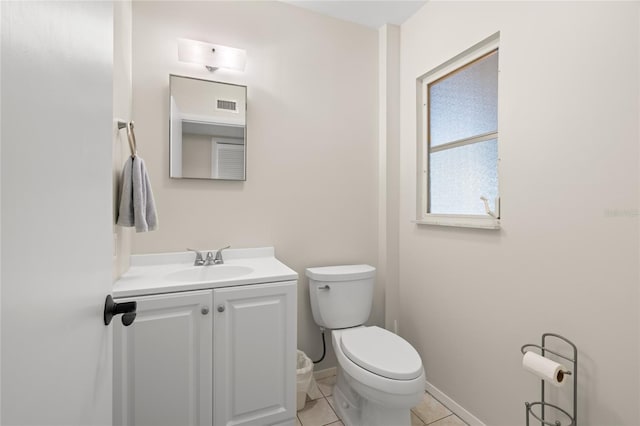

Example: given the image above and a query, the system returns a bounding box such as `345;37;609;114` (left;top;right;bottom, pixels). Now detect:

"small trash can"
296;350;313;411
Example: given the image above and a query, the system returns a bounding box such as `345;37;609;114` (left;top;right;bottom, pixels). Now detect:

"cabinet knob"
201;306;209;315
217;305;225;313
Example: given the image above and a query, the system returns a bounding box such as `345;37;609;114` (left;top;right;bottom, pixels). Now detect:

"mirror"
169;75;246;180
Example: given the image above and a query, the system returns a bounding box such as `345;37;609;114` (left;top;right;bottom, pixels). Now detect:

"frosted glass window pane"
430;51;498;147
429;139;498;215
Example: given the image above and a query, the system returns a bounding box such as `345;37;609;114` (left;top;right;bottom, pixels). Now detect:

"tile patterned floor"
297;374;467;426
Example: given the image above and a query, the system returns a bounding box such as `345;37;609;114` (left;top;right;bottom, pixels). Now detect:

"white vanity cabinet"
113;289;214;426
213;281;296;426
113;280;297;426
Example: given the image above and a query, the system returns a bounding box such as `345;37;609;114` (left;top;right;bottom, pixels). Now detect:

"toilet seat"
340;326;422;380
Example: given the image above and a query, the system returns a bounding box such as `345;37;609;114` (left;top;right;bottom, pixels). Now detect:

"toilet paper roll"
522;351;568;387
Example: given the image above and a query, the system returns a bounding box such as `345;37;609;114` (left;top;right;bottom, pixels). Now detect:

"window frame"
415;34;501;230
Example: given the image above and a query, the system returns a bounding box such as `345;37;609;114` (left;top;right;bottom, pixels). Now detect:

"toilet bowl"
332;326;426;426
306;265;425;426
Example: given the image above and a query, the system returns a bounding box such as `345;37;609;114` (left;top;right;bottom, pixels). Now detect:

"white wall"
113;0;133;279
378;24;401;332
130;1;379;369
398;2;639;425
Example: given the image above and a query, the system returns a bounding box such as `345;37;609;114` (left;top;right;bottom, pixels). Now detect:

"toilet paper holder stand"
521;333;577;426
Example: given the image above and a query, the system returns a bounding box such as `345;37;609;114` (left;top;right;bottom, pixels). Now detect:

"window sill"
413;214;501;230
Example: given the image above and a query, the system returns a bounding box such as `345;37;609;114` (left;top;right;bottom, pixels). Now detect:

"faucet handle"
187;248;205;266
214;245;231;264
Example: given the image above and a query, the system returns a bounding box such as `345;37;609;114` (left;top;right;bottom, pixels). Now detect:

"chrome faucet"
188;246;230;266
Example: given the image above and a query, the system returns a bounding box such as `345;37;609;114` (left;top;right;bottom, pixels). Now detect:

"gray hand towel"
116;156;158;232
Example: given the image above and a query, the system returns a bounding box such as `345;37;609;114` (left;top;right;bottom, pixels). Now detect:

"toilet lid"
340;326;423;380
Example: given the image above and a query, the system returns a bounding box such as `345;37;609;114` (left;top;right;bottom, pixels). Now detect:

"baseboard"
313;366;337;380
425;380;486;426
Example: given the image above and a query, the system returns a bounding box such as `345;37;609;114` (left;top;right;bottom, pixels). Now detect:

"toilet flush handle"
318;285;330;290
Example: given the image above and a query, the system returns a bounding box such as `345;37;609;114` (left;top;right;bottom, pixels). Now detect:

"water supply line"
312;327;326;364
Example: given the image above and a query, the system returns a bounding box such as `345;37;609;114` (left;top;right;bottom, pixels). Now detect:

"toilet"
306;265;425;426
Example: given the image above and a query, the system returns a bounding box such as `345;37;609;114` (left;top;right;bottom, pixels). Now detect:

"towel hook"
117;120;138;157
126;121;138;157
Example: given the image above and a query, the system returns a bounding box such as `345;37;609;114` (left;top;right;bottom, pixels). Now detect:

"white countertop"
113;247;298;298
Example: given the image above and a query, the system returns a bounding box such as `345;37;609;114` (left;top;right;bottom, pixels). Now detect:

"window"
417;35;500;229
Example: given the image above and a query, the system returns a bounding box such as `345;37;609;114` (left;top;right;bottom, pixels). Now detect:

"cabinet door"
114;290;213;426
213;281;297;426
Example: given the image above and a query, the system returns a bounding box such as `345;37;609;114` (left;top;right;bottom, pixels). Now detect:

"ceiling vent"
216;99;238;113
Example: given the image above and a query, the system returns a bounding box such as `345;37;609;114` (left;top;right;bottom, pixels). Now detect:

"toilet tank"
306;265;375;329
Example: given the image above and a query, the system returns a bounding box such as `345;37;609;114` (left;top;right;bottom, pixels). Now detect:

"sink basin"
165;265;254;283
114;247;299;298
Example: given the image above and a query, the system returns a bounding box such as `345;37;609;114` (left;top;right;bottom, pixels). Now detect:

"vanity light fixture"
177;38;246;72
